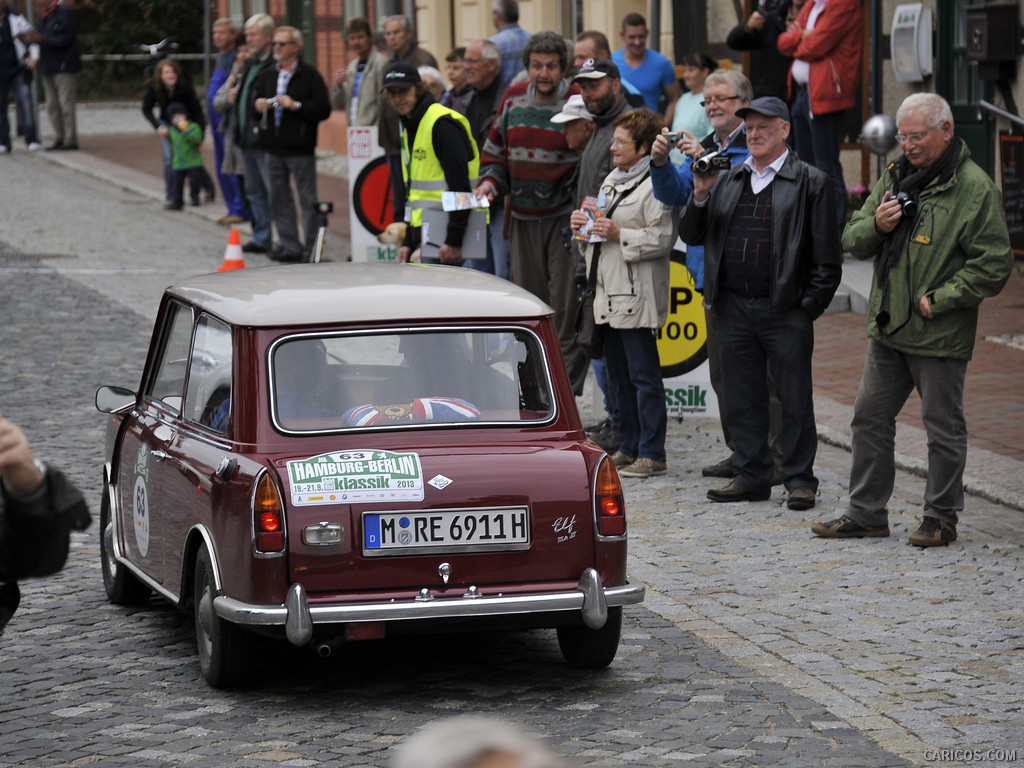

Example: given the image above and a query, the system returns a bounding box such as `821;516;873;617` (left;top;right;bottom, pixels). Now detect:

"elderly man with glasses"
680;96;841;511
252;26;331;262
812;93;1013;547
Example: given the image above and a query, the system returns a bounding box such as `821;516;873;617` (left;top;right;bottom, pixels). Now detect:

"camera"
266;97;280;108
661;131;682;146
693;150;732;173
895;192;918;219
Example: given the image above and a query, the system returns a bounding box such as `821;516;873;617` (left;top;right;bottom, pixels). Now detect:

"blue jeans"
242;147;273;249
603;327;666;462
791;87;846;227
0;68;37;148
715;292;818;492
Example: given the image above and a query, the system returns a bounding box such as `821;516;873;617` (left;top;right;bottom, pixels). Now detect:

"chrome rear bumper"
214;568;645;646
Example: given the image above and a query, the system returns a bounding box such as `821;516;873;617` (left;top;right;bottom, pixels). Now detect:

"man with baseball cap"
572;58;634;210
380;61;478;266
680;96;841;511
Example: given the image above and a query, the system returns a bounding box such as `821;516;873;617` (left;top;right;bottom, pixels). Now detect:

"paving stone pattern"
0;133;1022;768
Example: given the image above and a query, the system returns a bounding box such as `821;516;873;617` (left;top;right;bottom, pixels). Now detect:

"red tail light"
254;473;286;553
595;456;625;537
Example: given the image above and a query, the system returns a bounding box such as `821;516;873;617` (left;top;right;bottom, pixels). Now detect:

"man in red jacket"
777;0;861;227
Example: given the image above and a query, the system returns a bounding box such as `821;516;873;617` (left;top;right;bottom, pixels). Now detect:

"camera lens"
875;311;890;327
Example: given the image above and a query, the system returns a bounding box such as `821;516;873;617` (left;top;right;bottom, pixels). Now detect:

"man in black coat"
0;411;90;634
252;26;331;262
35;0;81;150
680;97;841;511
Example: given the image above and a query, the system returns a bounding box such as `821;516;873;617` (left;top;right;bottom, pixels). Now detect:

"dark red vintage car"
96;263;644;687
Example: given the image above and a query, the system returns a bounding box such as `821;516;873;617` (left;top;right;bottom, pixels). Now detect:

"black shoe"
163;201;183;211
908;517;957;547
771;467;785;487
0;581;20;634
585;417;611;433
270;245;304;263
45;140;64;151
242;242;268;254
702;456;735;478
59;142;79;150
707;480;771;503
811;514;889;538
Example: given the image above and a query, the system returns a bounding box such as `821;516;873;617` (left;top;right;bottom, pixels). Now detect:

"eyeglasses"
272;41;295;48
701;95;739;107
610;138;632;148
462;57;484;65
895;128;933;144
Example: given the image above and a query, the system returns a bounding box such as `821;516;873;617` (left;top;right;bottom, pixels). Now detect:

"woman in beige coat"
570;109;675;479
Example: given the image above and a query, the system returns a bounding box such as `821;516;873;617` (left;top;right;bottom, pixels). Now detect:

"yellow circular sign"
657;257;708;378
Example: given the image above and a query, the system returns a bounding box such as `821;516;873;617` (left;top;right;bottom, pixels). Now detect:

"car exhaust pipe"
312;638;343;658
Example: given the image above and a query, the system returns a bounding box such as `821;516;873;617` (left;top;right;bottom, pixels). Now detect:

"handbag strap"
586;172;649;292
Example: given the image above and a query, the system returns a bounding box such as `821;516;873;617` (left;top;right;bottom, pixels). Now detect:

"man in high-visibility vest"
381;61;479;266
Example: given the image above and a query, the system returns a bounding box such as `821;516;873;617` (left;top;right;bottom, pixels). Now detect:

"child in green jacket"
166;102;206;210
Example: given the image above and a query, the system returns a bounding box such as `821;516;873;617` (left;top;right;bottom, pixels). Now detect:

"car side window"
148;301;194;412
184;315;233;432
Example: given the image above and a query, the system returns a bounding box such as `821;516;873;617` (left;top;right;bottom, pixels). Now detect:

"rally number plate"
362;506;530;556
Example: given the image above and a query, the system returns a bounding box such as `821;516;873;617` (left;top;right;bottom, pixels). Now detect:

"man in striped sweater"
476;31;586;395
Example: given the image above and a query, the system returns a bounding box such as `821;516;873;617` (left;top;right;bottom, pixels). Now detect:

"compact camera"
661;131;682;146
693;150;732;173
266;97;281;108
895;192;918;219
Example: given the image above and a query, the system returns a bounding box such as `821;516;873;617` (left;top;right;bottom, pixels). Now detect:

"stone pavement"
0;104;1022;768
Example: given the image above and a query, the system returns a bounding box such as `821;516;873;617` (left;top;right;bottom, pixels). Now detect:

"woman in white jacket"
570;109;675;478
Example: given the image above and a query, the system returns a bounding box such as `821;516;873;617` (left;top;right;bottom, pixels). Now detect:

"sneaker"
810;514;889;538
619;457;667;478
908;517;957;547
27;142;40;151
610;450;635;468
217;215;246;225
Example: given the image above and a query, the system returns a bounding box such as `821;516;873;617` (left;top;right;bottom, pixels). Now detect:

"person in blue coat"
208;19;248;225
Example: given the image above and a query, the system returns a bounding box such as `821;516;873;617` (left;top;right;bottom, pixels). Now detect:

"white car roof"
167;263;554;327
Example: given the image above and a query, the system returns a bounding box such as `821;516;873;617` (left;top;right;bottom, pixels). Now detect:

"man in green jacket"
812;93;1013;547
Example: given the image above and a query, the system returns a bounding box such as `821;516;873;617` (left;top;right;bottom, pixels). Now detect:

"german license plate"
363;506;530;556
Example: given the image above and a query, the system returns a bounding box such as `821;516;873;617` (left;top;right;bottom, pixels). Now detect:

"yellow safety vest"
401;103;480;228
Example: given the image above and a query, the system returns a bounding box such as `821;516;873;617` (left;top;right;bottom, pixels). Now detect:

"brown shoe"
701;456;734;478
610;450;635;468
707;480;771;503
908;517;957;547
217;215;246;225
619;457;667;478
811;515;889;538
787;486;816;510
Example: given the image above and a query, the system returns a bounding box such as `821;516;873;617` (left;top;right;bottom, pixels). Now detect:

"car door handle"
151;449;170;462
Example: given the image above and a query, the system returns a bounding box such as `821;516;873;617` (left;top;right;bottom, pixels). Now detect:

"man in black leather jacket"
680;97;841;511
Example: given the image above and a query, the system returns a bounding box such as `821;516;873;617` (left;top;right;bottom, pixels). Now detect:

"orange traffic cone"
217;228;245;272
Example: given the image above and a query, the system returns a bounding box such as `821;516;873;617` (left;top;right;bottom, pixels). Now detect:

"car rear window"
269;328;555;432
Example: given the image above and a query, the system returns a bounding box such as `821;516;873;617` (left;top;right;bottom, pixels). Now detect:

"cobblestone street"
0;115;1022;768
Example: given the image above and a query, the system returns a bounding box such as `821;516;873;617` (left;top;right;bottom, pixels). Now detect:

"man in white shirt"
680;97;841;510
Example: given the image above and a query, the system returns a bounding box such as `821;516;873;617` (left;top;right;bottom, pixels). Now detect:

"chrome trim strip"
213;569;645;646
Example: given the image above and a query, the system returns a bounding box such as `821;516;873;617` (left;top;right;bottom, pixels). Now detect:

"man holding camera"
812;93;1013;547
253;25;331;262
680;96;841;510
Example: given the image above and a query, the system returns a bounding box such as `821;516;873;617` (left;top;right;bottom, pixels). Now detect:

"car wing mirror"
96;385;137;414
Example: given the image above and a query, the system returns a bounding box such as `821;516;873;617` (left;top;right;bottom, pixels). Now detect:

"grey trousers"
43;73;77;145
268;152;318;256
847;339;968;526
510;214;588;395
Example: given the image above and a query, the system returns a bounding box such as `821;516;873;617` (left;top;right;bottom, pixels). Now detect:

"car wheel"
100;490;150;606
193;545;253;688
556;606;623;669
